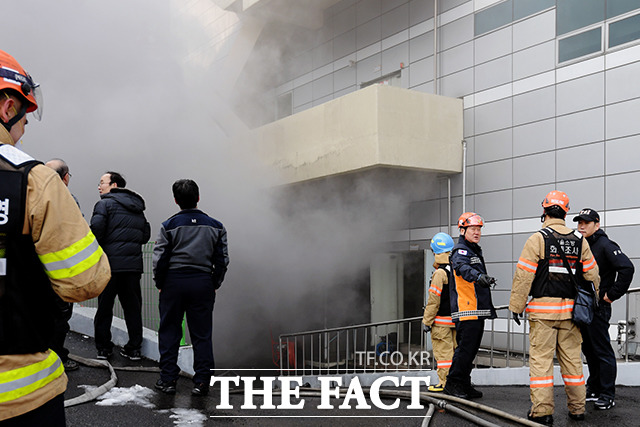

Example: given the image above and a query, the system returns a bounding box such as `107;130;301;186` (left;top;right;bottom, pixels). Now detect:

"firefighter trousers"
430;325;457;386
529;318;586;417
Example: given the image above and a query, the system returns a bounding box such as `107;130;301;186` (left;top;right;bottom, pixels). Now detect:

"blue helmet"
430;232;454;254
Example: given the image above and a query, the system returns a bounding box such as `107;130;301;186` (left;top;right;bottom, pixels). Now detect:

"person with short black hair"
153;179;229;396
91;171;150;361
573;208;634;410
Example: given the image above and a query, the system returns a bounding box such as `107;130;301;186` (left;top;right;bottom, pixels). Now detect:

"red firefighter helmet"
0;50;41;119
542;191;570;213
458;212;484;229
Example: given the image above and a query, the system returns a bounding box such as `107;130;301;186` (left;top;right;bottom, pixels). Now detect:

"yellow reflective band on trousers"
0;351;64;403
38;231;103;279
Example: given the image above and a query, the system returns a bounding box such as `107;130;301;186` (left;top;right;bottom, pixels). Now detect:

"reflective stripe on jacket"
422;253;455;328
0;351;64;404
509;218;600;321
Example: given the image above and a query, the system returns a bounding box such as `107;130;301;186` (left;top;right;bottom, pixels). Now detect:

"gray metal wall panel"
334;3;356;36
357;0;382;26
513;86;556;126
560;177;605;212
381;2;409;39
464;108;475;138
513;151;556;187
474;27;512;64
606;61;640;104
513;118;556;156
382;0;408;14
334;65;357;91
606;134;640;175
606;98;640;139
410;32;434;62
606;171;640;209
313;40;334;68
312;74;334;100
293;82;313;108
475;55;513;92
513;41;555;80
439;68;473;98
409;200;441;228
474;98;513;134
357;53;382;84
409;56;434;87
333;29;357;60
357;17;381;49
475;189;513;221
481;235;513;263
475;128;513;163
513;184;556;218
557;73;605;116
607;226;640;258
556;107;604;149
382;41;409;75
475;159;513;192
410;0;433;26
439;41;474;76
440;15;474;51
556;142;605;181
512;10;555;52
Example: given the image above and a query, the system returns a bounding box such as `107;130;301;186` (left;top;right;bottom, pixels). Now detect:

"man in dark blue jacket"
444;212;497;400
91;171;151;361
574;208;635;411
152;179;229;396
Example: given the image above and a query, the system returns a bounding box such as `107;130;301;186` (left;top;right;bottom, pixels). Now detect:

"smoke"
5;1;428;368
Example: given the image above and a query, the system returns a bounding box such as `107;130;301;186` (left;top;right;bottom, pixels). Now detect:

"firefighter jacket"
0;133;111;420
422;252;454;328
587;229;634;302
450;236;497;322
510;218;600;320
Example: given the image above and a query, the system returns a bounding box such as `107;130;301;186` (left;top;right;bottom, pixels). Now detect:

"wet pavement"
62;332;640;427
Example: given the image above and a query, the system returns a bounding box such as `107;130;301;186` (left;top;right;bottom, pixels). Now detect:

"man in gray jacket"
153;179;229;396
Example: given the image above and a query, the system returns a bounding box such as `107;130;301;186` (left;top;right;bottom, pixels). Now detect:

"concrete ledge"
70;305;194;375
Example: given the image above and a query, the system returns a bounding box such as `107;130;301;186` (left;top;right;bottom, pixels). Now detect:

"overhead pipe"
433;0;438;95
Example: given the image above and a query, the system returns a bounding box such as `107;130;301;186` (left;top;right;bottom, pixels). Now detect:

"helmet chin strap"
1;102;27;132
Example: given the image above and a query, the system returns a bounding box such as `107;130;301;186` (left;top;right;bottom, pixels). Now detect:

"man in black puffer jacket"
91;171;151;361
574;208;635;411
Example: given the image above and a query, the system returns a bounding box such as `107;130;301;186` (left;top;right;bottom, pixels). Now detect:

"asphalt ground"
61;332;640;427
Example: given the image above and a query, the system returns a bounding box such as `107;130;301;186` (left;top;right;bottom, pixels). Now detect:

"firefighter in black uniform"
573;208;634;410
443;212;497;399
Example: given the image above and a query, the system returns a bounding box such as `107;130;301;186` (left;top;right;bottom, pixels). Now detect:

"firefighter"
510;191;600;426
0;50;110;425
422;232;457;392
443;212;497;399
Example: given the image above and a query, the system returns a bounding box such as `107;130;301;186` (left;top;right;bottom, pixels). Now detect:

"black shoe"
155;379;177;395
97;349;112;360
192;383;209;396
120;348;142;361
594;396;615;410
443;382;469;399
569;412;585;421
585;390;599;402
527;413;553;426
63;359;79;371
464;384;483;399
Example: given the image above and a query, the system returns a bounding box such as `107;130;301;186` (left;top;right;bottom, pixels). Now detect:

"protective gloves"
477;274;497;288
423;324;431;334
512;311;523;326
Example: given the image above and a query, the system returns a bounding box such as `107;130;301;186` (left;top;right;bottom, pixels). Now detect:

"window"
557;0;605;36
609;12;640;47
607;0;640;18
514;0;555;20
558;27;603;63
475;0;512;36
